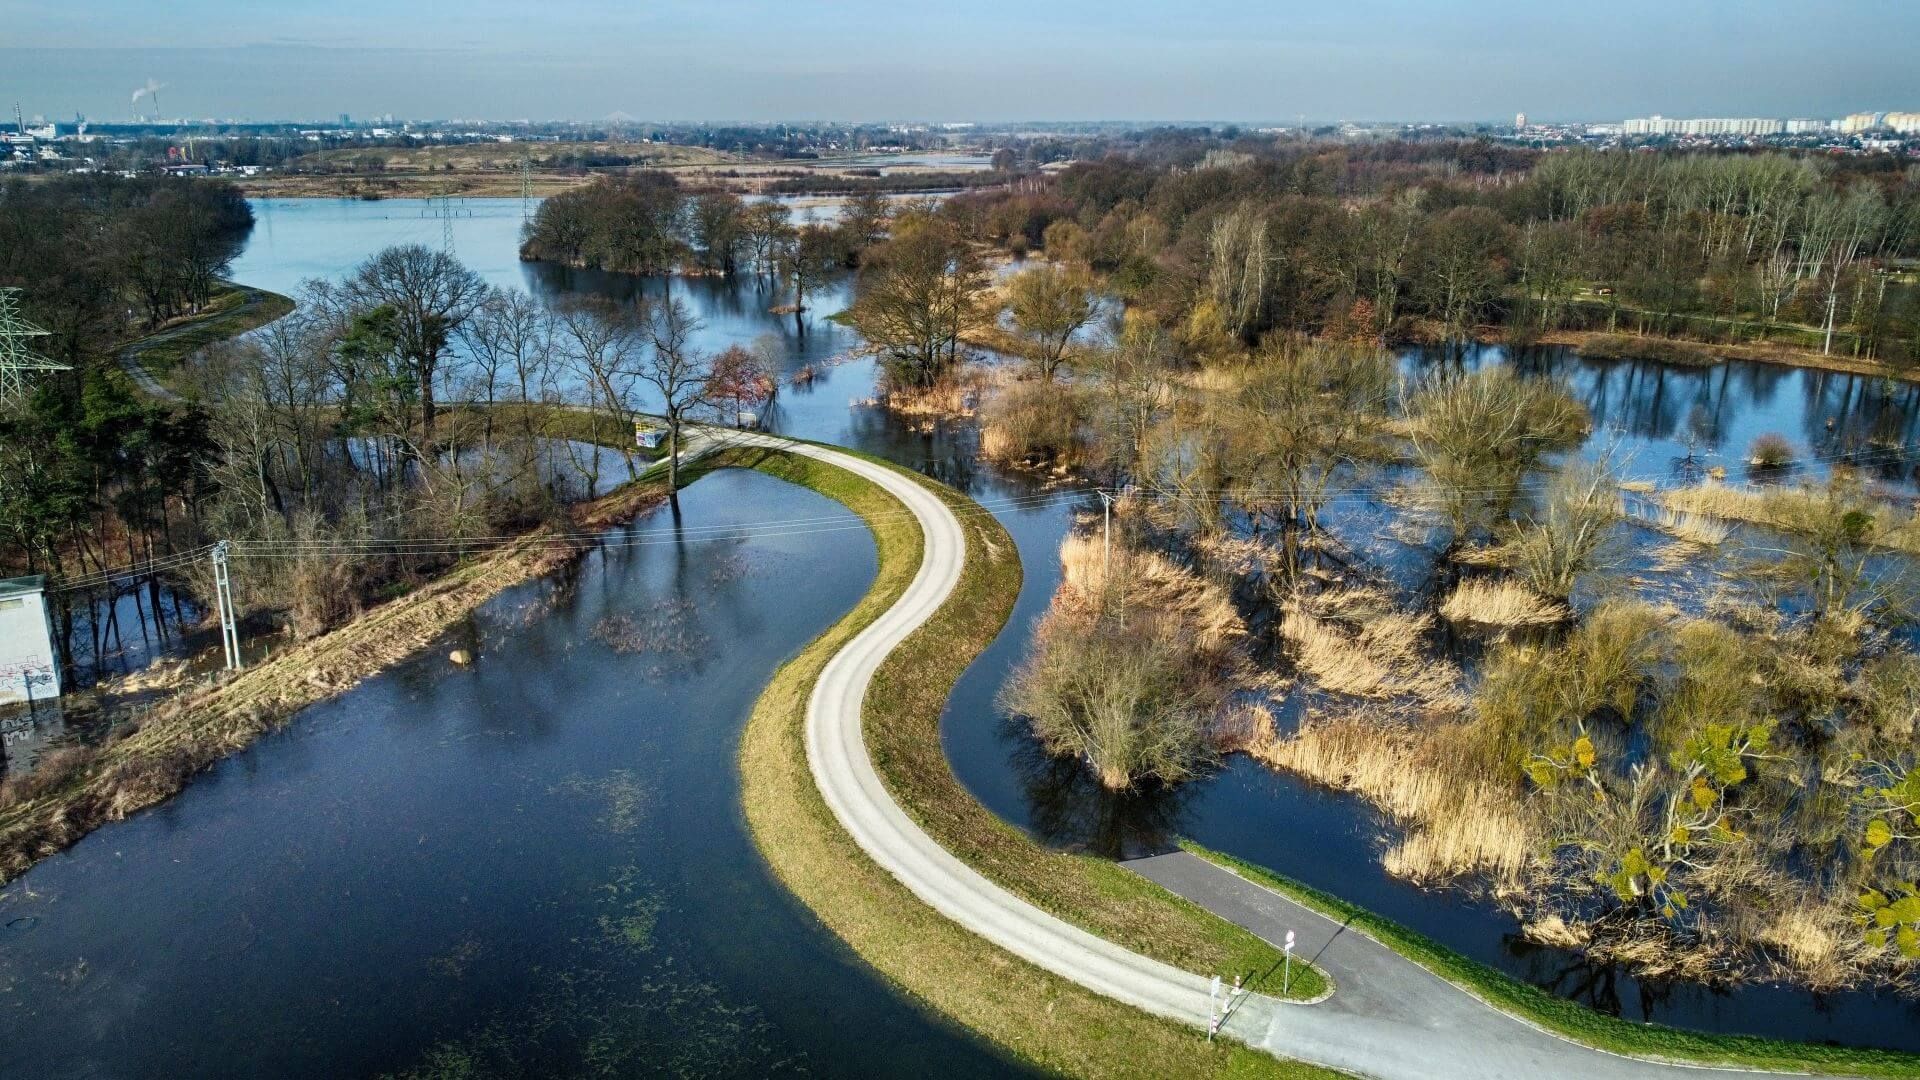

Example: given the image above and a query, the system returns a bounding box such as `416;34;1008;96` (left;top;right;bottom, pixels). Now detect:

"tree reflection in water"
1002;713;1201;860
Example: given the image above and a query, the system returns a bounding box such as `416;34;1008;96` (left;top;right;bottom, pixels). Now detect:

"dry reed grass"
1057;534;1246;658
1279;597;1463;709
1662;479;1920;556
1652;505;1734;547
1249;709;1534;884
1439;578;1568;628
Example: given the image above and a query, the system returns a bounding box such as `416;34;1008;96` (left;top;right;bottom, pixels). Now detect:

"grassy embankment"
122;282;296;381
237;141;738;199
1187;843;1920;1079
0;448;728;885
736;445;1336;1079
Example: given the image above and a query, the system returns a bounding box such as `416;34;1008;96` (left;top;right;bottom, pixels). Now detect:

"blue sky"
5;0;1916;123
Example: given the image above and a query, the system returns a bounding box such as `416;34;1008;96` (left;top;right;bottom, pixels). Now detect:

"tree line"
939;144;1920;362
0;174;255;362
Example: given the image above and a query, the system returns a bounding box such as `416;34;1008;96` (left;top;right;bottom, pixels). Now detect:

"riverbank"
0;449;728;885
1184;844;1920;1078
1514;326;1918;384
117;281;296;397
736;445;1335;1078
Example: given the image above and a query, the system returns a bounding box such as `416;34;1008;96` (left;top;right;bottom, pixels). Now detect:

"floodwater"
4;198;1916;1074
0;473;1024;1078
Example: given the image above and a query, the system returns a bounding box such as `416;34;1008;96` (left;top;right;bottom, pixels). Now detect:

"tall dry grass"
1662;478;1920;556
979;379;1085;466
1249;710;1534;884
1439;577;1568;628
1652;505;1734;547
1279;596;1463;709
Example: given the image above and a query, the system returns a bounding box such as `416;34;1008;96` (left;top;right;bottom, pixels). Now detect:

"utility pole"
211;541;242;671
1097;489;1115;575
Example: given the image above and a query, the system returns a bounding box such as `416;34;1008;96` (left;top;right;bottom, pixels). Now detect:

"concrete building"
1841;112;1884;133
0;576;60;706
1785;118;1829;134
1623;115;1784;137
1886;112;1920;134
1514;112;1527;129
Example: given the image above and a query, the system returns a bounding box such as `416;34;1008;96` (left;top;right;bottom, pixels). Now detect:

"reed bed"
1249;710;1533;884
1279;598;1463;709
1438;577;1568;628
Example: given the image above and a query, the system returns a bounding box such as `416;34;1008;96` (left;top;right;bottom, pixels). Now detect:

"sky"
4;0;1917;124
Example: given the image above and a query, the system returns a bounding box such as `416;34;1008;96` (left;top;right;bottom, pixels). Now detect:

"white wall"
0;589;60;705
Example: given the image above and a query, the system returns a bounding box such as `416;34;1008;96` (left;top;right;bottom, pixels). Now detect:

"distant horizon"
10;108;1908;130
7;0;1915;126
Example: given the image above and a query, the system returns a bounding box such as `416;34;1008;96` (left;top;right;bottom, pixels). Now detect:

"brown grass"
1438;578;1568;628
1248;710;1534;884
1661;479;1920;556
1279;597;1463;709
1650;505;1734;547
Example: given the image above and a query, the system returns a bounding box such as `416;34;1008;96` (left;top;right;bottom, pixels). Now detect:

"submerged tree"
1003;535;1249;791
1006;264;1097;382
840;214;989;389
1405;366;1587;549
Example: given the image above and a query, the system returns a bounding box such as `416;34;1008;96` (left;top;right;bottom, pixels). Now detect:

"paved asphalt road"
762;431;1843;1080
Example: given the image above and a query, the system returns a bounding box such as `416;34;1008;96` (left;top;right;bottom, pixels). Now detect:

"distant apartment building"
1885;112;1920;134
1784;118;1829;134
1622;115;1784;136
1514;112;1527;129
1840;112;1884;133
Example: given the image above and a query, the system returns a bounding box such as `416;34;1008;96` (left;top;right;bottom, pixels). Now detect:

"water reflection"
1004;713;1198;859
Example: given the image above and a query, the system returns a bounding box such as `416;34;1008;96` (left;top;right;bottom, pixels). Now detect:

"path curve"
734;431;1843;1080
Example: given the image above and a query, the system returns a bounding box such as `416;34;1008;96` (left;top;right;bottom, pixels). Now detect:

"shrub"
1506;460;1622;599
1748;432;1795;469
979;380;1084;465
1002;536;1249;790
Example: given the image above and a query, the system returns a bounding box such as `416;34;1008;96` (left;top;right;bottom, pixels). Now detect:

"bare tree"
554;297;645;495
639;297;715;498
345;244;486;444
1007;264;1097;381
1799;184;1887;355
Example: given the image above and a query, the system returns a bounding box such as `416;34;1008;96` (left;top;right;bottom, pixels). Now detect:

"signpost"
1284;929;1296;995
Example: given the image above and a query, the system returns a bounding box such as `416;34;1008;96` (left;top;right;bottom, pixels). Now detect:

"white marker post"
1208;974;1221;1041
1283;930;1296;995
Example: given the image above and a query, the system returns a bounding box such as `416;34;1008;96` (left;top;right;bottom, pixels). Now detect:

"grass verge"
736;444;1336;1079
123;282;296;379
0;450;734;885
1185;841;1920;1079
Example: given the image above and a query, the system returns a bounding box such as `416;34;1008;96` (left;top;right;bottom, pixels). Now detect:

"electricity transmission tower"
519;152;534;222
0;288;66;404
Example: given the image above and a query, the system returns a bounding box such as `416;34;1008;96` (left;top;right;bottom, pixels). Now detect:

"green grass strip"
1185;841;1920;1079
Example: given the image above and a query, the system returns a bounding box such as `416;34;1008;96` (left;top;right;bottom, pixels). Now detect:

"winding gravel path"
741;430;1849;1079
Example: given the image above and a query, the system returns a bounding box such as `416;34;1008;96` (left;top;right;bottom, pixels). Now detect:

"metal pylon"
0;287;66;404
519;152;533;222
